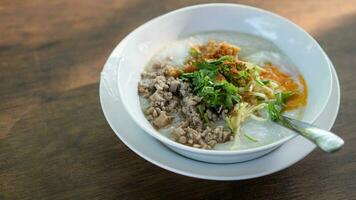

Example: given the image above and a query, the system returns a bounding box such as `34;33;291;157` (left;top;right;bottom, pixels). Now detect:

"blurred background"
0;1;355;200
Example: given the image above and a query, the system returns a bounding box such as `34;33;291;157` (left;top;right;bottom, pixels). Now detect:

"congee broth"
138;31;307;150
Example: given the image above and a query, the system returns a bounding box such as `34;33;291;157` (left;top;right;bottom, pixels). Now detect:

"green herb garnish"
189;47;200;57
267;102;282;121
203;112;212;126
276;91;294;105
238;70;249;79
180;59;240;109
220;65;233;80
253;69;264;86
209;55;234;65
244;133;258;142
225;116;233;132
262;80;270;85
267;92;294;121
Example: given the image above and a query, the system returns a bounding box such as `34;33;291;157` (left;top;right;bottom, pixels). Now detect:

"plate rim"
116;3;334;156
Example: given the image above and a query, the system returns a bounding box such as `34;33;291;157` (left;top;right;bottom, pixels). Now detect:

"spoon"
275;115;344;152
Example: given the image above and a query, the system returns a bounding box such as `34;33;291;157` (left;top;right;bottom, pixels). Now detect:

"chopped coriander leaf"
180;72;194;81
192;62;219;78
225;95;233;108
220;64;230;72
209;55;235;65
276;91;294;105
198;87;216;105
219;65;233;80
180;70;240;109
267;92;294;121
196;61;217;71
238;70;249;79
218;55;235;62
223;81;238;93
231;95;241;103
267;101;282;121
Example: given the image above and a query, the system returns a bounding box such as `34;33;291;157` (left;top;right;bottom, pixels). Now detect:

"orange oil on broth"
261;64;308;111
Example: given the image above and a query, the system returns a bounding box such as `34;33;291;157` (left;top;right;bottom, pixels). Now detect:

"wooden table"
1;1;355;199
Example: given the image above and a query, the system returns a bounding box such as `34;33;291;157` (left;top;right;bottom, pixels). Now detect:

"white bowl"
114;4;332;163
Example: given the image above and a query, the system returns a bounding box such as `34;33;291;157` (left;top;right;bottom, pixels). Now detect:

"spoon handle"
276;116;344;153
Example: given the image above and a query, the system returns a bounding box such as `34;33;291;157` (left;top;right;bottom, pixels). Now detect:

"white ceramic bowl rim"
115;3;332;155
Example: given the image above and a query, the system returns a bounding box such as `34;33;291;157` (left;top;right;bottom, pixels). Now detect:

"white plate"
115;4;333;163
99;57;339;180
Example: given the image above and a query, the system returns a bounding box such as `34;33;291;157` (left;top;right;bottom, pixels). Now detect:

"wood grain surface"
0;0;355;199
